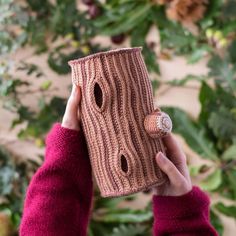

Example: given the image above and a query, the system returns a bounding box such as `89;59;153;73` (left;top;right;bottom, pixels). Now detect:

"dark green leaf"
161;107;217;160
48;49;83;74
159;21;196;54
208;106;236;143
97;4;151;36
210;210;224;236
228;40;236;63
130;20;151;47
226;169;236;199
142;44;160;75
208;55;236;92
214;202;236;218
222;0;236;21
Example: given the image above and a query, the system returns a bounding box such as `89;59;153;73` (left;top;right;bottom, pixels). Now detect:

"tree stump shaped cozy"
68;47;172;197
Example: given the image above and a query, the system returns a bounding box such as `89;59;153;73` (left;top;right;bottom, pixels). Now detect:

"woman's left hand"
153;134;192;196
62;84;82;131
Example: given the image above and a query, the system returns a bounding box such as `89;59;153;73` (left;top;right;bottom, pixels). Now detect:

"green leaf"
222;0;236;21
0;166;14;195
201;0;222;23
94;2;136;28
222;145;236;160
189;164;210;177
130;19;151;47
142;44;160;74
168;74;207;86
17;62;44;78
110;224;148;236
228;40;236;63
95;195;135;210
89;221;113;236
198;82;236;147
159;20;196;54
40;80;52;90
208;106;236;142
210;210;224;236
97;4;151;36
226;169;236;199
130;20;160;74
214;202;236;219
93;208;152;223
151;79;160;95
161;107;217;160
208;54;236;92
200;169;222;191
48;49;82;74
187;46;211;64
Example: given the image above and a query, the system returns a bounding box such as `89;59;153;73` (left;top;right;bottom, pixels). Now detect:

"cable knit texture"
20;123;93;236
152;186;218;236
68;47;168;197
20;123;218;236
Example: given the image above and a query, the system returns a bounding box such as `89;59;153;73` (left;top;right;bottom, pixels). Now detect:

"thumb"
66;85;81;117
62;85;81;131
69;84;81;106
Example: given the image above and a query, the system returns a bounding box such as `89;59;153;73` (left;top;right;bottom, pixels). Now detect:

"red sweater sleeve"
20;123;93;236
152;186;218;236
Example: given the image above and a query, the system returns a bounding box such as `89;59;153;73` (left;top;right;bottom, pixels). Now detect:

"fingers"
155;152;185;187
62;84;81;131
162;134;190;181
162;134;185;160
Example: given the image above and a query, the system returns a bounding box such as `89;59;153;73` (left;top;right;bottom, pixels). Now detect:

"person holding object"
20;85;218;236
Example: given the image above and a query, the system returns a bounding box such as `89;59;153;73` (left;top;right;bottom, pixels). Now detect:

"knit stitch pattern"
68;47;167;197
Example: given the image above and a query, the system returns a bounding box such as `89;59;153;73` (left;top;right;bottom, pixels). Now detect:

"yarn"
68;47;170;197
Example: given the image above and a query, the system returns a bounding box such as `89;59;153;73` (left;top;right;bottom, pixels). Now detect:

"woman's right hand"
153;134;192;196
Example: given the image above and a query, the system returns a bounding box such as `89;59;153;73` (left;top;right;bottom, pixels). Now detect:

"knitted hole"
121;155;128;173
94;82;103;108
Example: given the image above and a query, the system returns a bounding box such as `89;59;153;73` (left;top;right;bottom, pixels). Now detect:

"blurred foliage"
0;0;236;235
88;191;152;236
0;146;40;235
162;40;236;234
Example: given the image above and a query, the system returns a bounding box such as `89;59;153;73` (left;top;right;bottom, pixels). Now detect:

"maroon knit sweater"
20;123;218;236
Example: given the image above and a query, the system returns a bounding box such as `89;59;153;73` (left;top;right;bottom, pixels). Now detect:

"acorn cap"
144;108;172;138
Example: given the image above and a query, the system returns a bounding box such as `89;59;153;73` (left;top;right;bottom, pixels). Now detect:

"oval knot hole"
121;155;128;173
94;82;103;108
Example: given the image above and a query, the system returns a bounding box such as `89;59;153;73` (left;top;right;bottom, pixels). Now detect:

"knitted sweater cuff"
152;186;210;219
44;123;89;165
43;123;92;189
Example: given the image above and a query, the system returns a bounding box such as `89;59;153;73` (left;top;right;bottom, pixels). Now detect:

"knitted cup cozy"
68;47;172;197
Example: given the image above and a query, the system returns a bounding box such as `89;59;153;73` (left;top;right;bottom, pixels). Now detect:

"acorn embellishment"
144;108;172;138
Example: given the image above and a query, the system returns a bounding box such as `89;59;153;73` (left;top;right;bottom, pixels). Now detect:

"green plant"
161;40;236;234
0;0;104;140
1;0;236;235
0;145;40;234
88;191;152;236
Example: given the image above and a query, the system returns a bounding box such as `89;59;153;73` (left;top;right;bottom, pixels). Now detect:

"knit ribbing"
68;47;167;197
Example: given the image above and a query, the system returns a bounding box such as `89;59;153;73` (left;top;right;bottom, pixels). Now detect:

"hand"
153;134;192;196
62;84;82;131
